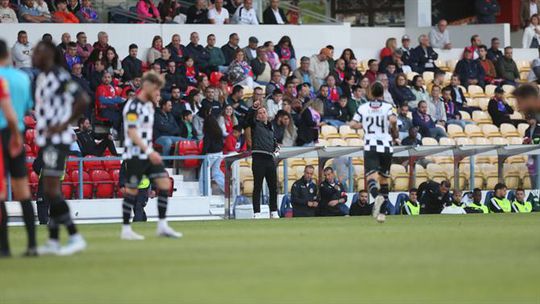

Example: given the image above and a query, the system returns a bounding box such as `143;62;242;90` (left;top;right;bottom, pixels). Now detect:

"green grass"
1;214;539;304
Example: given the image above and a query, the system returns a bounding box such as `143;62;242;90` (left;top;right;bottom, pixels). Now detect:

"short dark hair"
352;85;361;92
418;100;427;107
368;59;377;66
67;42;77;48
470;34;479;43
323;167;334;173
273;89;283;95
76;32;85;38
129;43;138;50
473;188;482;193
359;189;368;195
159;99;171;108
18;30;27;38
232;85;243;95
409;188;418;194
326;45;334;50
370;82;384;98
478;44;488;51
494;183;507;191
504;46;513;51
229;33;238;40
513;83;539;99
516;187;525;193
181;110;192;118
440;180;451;188
491;37;499;42
305;165;315;171
77;117;89;127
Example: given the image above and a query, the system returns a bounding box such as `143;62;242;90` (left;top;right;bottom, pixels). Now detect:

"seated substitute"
441;189;466;214
401;188;420;215
290;165;318;217
489;183;512;213
317;167;348;217
511;188;533;213
349;190;372;216
464;188;489;214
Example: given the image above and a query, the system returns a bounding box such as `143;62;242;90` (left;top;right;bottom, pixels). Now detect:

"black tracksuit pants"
251;153;278;213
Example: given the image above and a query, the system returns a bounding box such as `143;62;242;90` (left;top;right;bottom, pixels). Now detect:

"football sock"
157;190;168;219
0;201;10;254
122;193;136;225
368;179;380;198
20;199;37;248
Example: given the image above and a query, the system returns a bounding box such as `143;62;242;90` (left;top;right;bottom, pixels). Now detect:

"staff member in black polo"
318;167;348;216
290;165;318;217
245;101;280;219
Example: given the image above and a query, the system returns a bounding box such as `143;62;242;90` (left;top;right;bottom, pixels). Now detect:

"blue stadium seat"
279;194;292;218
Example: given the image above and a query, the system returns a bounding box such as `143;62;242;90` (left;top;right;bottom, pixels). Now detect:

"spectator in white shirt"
34;0;51;16
309;48;331;85
0;0;18;23
233;0;258;25
523;14;540;48
429;19;452;49
208;0;229;24
528;47;540;82
12;30;33;68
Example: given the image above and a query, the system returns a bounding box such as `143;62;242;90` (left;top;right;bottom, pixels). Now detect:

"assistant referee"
245;101;280;219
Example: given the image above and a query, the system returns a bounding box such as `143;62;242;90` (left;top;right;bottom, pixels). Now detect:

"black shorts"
1;128;28;178
364;150;392;178
124;158;168;188
40;144;69;177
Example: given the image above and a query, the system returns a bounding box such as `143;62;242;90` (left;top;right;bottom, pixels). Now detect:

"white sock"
122;225;132;233
158;219;167;229
48;239;60;246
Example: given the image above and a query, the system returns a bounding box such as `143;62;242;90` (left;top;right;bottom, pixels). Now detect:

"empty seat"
422;137;439;146
70;170;93;199
485;84;497;96
490;137;508;145
473;137;490;145
459;111;472;121
176;140;202;169
500;123;520;137
338;125;356;136
518;123;529;137
464;124;484;137
346;138;363;146
320;125;338;137
502;84;515;96
509;111;523;120
476;98;490;111
328;138;347;146
439;137;456;146
481;124;502;138
447;124;466;138
467;85;485;97
472;111;492;124
91;170;114;198
508;137;524;145
83;155;103;172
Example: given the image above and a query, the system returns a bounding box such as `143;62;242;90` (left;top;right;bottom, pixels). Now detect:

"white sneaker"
253;212;264;219
270;211;280;219
121;227;145;240
58;234;87;256
376;213;386;223
37;239;60;256
372;195;385;219
157;224;183;238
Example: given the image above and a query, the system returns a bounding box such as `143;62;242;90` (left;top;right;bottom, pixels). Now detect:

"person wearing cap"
379;49;404;74
398;35;413;73
410;34;439;74
309;48;331;86
121;43;142;82
243;36;259;62
233;0;259;24
429;19;452;50
455;48;485;88
488;86;515;127
263;0;287;24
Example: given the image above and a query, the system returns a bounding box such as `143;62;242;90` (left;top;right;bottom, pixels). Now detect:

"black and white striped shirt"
122;98;154;160
353;100;396;154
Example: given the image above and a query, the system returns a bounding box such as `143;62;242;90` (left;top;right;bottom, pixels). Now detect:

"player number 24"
366;116;385;134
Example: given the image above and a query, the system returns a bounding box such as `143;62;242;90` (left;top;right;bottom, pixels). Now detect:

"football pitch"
1;214;539;304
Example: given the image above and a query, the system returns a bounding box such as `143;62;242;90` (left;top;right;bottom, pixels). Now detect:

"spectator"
427;85;447;123
89;59;105;92
377;73;394;105
217;104;238;137
325;44;335;70
339;48;356;65
401;126;422;146
397;104;414;139
336;95;352;123
34;0;51;18
11;31;32;69
488;86;514;127
364;59;379;84
68;0;80;13
228;85;249;127
467;34;482;60
155;48;173;73
136;0;161;22
75;32;93;63
413;100;447;140
317;167;348;217
528;47;540;82
399;35;413;72
243;36;259;63
488;183;512;213
295;100;318;146
76;117;118;156
233;0;258;24
464;188;489;213
511;188;533;213
64;42;81;70
154;99;184;157
442;86;471;129
122;44;142;82
293;56;319;91
290;165;318;217
78;0;99;23
225;0;241;15
410;75;430;109
340;73;356;98
348;190;372;216
176;110;195;140
228;49;256;87
411;34;439;73
71;63;92;100
279;110;297;146
280;63;292;82
401;188;421;215
104;47;124;80
192;105;207;140
201;86;221;117
148;35;163;65
379;49;404;74
496;47;520;86
158;0;180;23
93;31;109;53
19;0;49;22
455;48;485;88
478;45;498;84
346;58;363;83
309;48;331;85
208;0;229;24
264;41;281;71
275;36;297;70
201;113;225;192
272;110;293;144
96;71;124;135
426;70;445;93
330;58;347;85
185;32;210;71
263;0;287;24
121;76;141;99
0;0;18;23
266;89;283;120
57;32;71;54
487;37;503;63
418;180;451;214
53;0;80;23
326;74;342;102
167;34;185;64
444;75;468;111
347;85;367;115
380;37;397;60
221;33;240;66
523;114;540;144
206;34;226;72
521;0;540;28
475;0;500;24
223;125;246;154
251;47;271;84
390;73;415;108
429;19;452;49
186;0;208;24
523;14;540;48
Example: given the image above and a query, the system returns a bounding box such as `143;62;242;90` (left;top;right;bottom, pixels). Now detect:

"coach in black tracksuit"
318;167;349;216
245;104;279;216
418;180;451;214
290;166;318;217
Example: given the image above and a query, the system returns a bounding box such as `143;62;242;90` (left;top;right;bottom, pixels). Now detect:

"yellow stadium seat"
352;165;364;178
458;85;469;97
328;138;347;146
490;137;508;145
356;177;366;191
465;124;484;137
468;85;485;97
460;111;472;121
500;123;520;137
508;137;524;145
357;128;365;139
481;124;502;138
472;111;493;124
485;84;497;96
518;123;529;137
447;59;458;71
324;133;341;140
346;138;363;146
522;175;532;189
456;137;474;145
316;139;328;147
473;137;490;145
339;125;356;136
519;71;529;82
506;155;527;164
439;137;456;145
502;85;515;96
423;71;435;82
517;60;531;72
406;72;419;81
476;98;490;111
507;98;517;110
321;125;338;137
242;178;254;196
422;137;439;145
447;174;468;190
509;111;523;120
447;124;466;138
466;97;480;108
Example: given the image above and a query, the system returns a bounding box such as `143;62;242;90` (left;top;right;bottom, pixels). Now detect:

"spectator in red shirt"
380;37;397;60
364;59;379;84
53;0;80;23
96;71;124;135
223;125;246;154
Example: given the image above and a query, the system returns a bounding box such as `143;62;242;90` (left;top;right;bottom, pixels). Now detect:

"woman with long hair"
339;48;356;65
380;37;397;60
523;14;540;48
410;75;429;109
217;104;238;137
136;0;161;22
187;88;202;114
272;110;297;147
263;41;281;70
389;73;415;108
104;47;124;80
275;35;297;70
279;63;291;84
158;0;180;23
148;35;163;64
200;111;225;193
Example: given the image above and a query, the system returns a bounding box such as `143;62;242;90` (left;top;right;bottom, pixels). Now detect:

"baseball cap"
402;35;410;41
494;86;504;94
